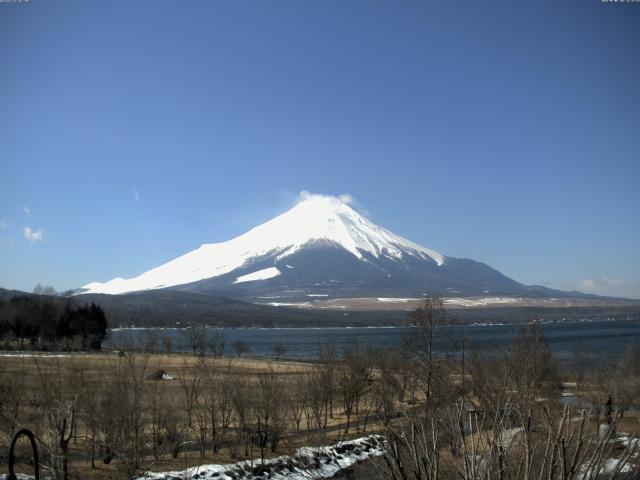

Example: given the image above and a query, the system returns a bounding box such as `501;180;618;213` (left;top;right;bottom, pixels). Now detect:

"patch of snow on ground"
267;302;311;307
503;427;523;447
0;353;71;358
138;435;385;480
599;458;633;474
444;297;521;307
376;297;419;302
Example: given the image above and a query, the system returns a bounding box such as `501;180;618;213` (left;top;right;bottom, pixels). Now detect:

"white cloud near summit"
297;191;370;217
298;190;353;204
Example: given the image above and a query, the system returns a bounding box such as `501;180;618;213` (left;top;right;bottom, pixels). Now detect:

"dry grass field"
0;351;398;479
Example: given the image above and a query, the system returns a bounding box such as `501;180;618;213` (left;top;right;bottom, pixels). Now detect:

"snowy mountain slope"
80;194;447;296
79;193;577;300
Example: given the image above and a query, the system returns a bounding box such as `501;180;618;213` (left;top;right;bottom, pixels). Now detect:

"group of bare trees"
381;297;640;480
180;326;226;357
0;341;411;479
117;326;226;358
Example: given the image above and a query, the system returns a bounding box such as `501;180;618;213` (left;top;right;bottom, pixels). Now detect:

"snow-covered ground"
138;435;385;480
267;302;312;307
443;297;521;307
376;297;419;303
265;296;528;310
375;296;520;306
0;353;72;358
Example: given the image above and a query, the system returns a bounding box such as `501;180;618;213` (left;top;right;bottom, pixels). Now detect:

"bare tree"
272;343;286;360
317;342;338;422
147;371;166;462
384;402;640;480
232;339;250;357
139;328;160;353
370;349;403;428
288;372;308;434
337;343;371;433
230;374;252;457
121;350;150;472
197;357;223;453
604;342;640;420
405;295;450;418
77;361;100;469
0;357;27;442
304;365;330;432
33;358;77;480
178;357;201;428
181;325;205;356
162;334;173;355
208;328;226;357
509;322;558;411
193;375;209;457
254;366;287;460
219;360;235;431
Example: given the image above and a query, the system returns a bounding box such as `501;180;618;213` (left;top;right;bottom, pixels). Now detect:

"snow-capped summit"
238;193;445;265
80;193;534;299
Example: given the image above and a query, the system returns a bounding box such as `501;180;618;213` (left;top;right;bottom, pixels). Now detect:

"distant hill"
73;290;404;327
2;286;639;327
0;287;29;302
50;289;640;328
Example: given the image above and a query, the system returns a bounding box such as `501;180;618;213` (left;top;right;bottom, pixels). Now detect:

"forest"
0;286;108;351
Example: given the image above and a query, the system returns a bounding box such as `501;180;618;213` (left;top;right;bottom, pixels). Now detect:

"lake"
105;318;640;366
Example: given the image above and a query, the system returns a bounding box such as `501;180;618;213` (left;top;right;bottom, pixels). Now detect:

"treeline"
0;285;108;351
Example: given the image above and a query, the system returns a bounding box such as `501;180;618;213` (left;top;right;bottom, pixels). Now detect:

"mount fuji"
79;194;567;302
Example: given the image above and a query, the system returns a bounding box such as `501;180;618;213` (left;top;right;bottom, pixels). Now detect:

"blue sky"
1;0;639;298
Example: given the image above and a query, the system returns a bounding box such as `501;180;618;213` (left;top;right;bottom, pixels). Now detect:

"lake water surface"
105;319;640;365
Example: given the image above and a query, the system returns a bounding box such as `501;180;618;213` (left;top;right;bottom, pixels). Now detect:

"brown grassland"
0;350;401;479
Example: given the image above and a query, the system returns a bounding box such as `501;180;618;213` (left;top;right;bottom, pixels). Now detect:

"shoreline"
107;315;640;331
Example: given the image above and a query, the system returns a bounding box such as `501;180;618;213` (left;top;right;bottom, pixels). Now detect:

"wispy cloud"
1;220;14;247
579;277;622;291
23;205;31;215
337;193;354;205
132;185;140;202
578;276;639;299
24;227;44;244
